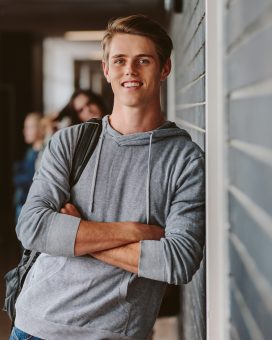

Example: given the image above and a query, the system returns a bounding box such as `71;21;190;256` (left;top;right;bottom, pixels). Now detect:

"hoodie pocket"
15;255;68;315
118;271;134;313
21;255;67;289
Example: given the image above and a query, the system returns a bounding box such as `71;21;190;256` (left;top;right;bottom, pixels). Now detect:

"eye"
113;58;125;65
138;58;150;65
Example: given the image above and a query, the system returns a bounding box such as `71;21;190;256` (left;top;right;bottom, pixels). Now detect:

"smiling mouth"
121;81;143;88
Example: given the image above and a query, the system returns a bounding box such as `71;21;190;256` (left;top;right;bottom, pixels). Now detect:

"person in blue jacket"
13;112;43;221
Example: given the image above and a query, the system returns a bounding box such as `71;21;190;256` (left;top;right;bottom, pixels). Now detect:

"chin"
122;99;143;107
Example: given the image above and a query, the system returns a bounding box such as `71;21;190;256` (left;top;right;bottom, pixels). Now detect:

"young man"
11;15;205;340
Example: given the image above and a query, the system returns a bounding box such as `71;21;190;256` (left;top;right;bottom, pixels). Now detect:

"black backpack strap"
20;250;40;286
69;118;102;187
24;250;40;268
2;119;103;323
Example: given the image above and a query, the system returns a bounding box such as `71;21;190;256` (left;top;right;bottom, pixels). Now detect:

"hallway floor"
152;316;179;340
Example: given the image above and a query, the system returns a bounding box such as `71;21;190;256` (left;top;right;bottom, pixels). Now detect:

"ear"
102;60;111;83
160;58;171;81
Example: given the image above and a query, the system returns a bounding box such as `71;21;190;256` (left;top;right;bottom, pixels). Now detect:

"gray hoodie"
15;115;205;340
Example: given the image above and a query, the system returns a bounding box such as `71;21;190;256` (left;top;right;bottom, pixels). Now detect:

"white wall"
43;38;102;113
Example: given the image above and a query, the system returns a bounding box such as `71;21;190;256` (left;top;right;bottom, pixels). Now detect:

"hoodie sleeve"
138;156;205;284
16;127;81;257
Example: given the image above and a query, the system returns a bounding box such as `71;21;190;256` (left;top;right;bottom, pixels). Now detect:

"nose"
125;60;137;76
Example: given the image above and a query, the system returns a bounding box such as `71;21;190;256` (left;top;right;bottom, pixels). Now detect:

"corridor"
1;0;272;339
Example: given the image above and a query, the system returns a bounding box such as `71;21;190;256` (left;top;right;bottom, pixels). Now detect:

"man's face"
103;33;171;110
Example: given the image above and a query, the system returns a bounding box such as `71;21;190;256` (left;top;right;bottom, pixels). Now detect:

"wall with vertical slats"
168;1;206;338
225;0;272;338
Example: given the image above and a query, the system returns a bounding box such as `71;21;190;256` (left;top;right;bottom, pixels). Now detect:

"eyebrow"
111;54;155;59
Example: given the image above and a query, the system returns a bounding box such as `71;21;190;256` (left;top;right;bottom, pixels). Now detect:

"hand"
60;203;81;218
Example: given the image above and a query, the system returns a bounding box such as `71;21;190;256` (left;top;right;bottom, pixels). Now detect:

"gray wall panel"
229;146;272;216
229;240;272;339
181;6;205;57
229;193;272;288
227;23;272;92
178;18;205;73
227;0;272;47
176;76;205;105
226;0;272;332
169;0;206;338
176;105;205;130
183;0;202;28
230;288;254;340
177;47;205;89
205;0;272;337
229;96;272;148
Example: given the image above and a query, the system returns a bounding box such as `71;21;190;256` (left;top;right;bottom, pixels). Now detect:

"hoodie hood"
89;115;192;219
103;115;191;146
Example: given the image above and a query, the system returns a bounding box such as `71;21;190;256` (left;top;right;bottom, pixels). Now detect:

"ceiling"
0;0;168;35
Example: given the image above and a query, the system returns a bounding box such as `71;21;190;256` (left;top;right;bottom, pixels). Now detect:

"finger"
67;204;81;216
65;203;77;212
61;203;81;217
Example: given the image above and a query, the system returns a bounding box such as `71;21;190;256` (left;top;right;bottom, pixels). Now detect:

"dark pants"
10;326;44;340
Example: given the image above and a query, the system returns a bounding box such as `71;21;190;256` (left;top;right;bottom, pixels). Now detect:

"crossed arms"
60;203;164;274
16;129;205;284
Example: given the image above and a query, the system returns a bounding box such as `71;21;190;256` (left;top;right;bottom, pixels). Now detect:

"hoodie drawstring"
89;125;106;212
146;132;153;224
89;121;154;221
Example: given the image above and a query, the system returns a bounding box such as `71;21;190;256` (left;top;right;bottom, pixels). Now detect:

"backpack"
3;118;102;323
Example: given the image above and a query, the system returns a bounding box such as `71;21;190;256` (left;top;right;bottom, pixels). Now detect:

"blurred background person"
40;114;58;143
54;103;76;129
12;112;44;221
35;89;107;170
70;89;106;122
54;89;107;128
35;114;58;169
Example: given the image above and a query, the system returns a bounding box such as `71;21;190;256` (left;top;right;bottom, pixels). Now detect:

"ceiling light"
64;31;105;41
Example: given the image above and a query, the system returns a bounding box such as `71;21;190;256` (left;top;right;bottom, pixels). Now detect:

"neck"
109;104;165;135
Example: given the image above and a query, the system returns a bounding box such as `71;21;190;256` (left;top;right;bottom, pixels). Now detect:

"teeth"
123;81;141;88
